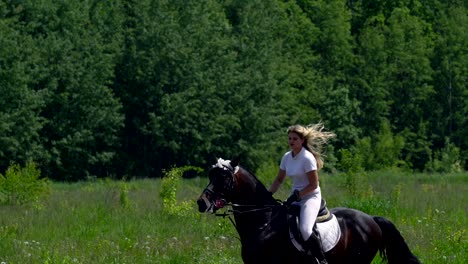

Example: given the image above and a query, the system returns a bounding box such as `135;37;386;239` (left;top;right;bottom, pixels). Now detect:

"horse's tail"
373;216;421;264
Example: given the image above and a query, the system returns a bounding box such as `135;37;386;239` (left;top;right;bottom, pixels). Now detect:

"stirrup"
306;234;327;264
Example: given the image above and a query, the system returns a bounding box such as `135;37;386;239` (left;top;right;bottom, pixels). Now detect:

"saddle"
288;198;332;223
287;198;339;253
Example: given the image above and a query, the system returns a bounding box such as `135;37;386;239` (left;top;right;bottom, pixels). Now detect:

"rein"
215;202;281;233
218;203;278;215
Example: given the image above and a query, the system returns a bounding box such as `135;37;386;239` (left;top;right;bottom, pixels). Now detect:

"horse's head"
197;157;240;213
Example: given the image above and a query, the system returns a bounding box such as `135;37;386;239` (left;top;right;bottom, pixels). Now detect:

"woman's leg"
299;190;321;240
299;190;328;263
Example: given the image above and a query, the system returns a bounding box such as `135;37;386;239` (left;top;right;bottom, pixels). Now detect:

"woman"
269;123;335;264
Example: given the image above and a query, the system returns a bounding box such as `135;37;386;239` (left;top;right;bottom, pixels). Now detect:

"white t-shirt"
280;147;318;192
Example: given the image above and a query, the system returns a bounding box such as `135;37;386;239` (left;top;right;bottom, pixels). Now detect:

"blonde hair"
287;123;336;170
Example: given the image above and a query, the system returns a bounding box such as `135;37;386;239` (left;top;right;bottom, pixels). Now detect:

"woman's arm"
298;170;319;198
269;169;286;193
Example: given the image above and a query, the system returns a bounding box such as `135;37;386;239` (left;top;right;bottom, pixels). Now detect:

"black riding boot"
305;233;328;264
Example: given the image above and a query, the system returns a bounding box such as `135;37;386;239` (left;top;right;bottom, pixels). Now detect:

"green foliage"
0;0;124;180
431;4;468;164
425;138;462;173
355;13;390;134
383;7;435;170
0;0;466;179
337;149;363;197
255;159;281;187
337;148;364;174
399;123;433;171
119;181;130;209
160;166;202;216
0;161;50;206
0;13;47;172
354;121;406;170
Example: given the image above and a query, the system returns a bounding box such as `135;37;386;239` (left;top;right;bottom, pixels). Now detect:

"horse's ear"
230;156;240;167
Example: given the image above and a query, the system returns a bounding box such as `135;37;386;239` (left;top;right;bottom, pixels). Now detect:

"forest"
0;0;466;181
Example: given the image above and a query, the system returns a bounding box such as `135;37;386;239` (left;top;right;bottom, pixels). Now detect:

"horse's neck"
233;167;275;205
233;201;286;243
232;167;279;236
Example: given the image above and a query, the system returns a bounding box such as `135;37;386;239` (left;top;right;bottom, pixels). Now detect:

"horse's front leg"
241;238;295;264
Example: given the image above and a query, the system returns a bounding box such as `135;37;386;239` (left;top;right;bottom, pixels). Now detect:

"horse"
197;157;421;264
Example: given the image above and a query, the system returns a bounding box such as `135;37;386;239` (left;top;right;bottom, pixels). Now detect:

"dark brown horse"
197;158;421;264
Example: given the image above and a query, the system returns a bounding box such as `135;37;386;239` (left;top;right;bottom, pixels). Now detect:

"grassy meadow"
0;170;466;263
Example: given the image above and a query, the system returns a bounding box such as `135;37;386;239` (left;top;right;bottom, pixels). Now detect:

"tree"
113;0;245;176
354;14;391;135
384;7;434;170
0;8;46;172
7;1;124;180
431;5;468;169
299;0;360;149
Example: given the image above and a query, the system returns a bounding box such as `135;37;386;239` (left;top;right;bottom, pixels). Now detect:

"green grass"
0;172;466;263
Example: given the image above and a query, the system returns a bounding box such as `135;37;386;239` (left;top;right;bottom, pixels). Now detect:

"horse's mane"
212;157;262;185
213;158;278;205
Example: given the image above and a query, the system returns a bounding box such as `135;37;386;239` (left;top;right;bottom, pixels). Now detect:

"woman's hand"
284;189;300;206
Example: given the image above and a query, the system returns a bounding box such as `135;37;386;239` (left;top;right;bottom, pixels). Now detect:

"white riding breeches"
293;187;322;241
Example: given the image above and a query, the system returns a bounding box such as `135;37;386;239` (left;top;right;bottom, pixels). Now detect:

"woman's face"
288;132;304;152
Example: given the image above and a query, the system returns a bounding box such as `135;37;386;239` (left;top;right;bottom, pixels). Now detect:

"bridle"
202;164;237;209
203;163;281;232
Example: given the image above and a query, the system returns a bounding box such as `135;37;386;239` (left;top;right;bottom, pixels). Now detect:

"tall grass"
0;171;466;263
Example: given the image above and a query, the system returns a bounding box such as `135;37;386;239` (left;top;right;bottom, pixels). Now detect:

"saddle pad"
317;214;341;252
289;214;341;253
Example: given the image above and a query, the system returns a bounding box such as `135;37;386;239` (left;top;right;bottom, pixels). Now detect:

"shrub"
119;181;130;209
337;149;377;199
354;121;406;171
425;138;462;173
0;161;50;206
159;166;202;216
